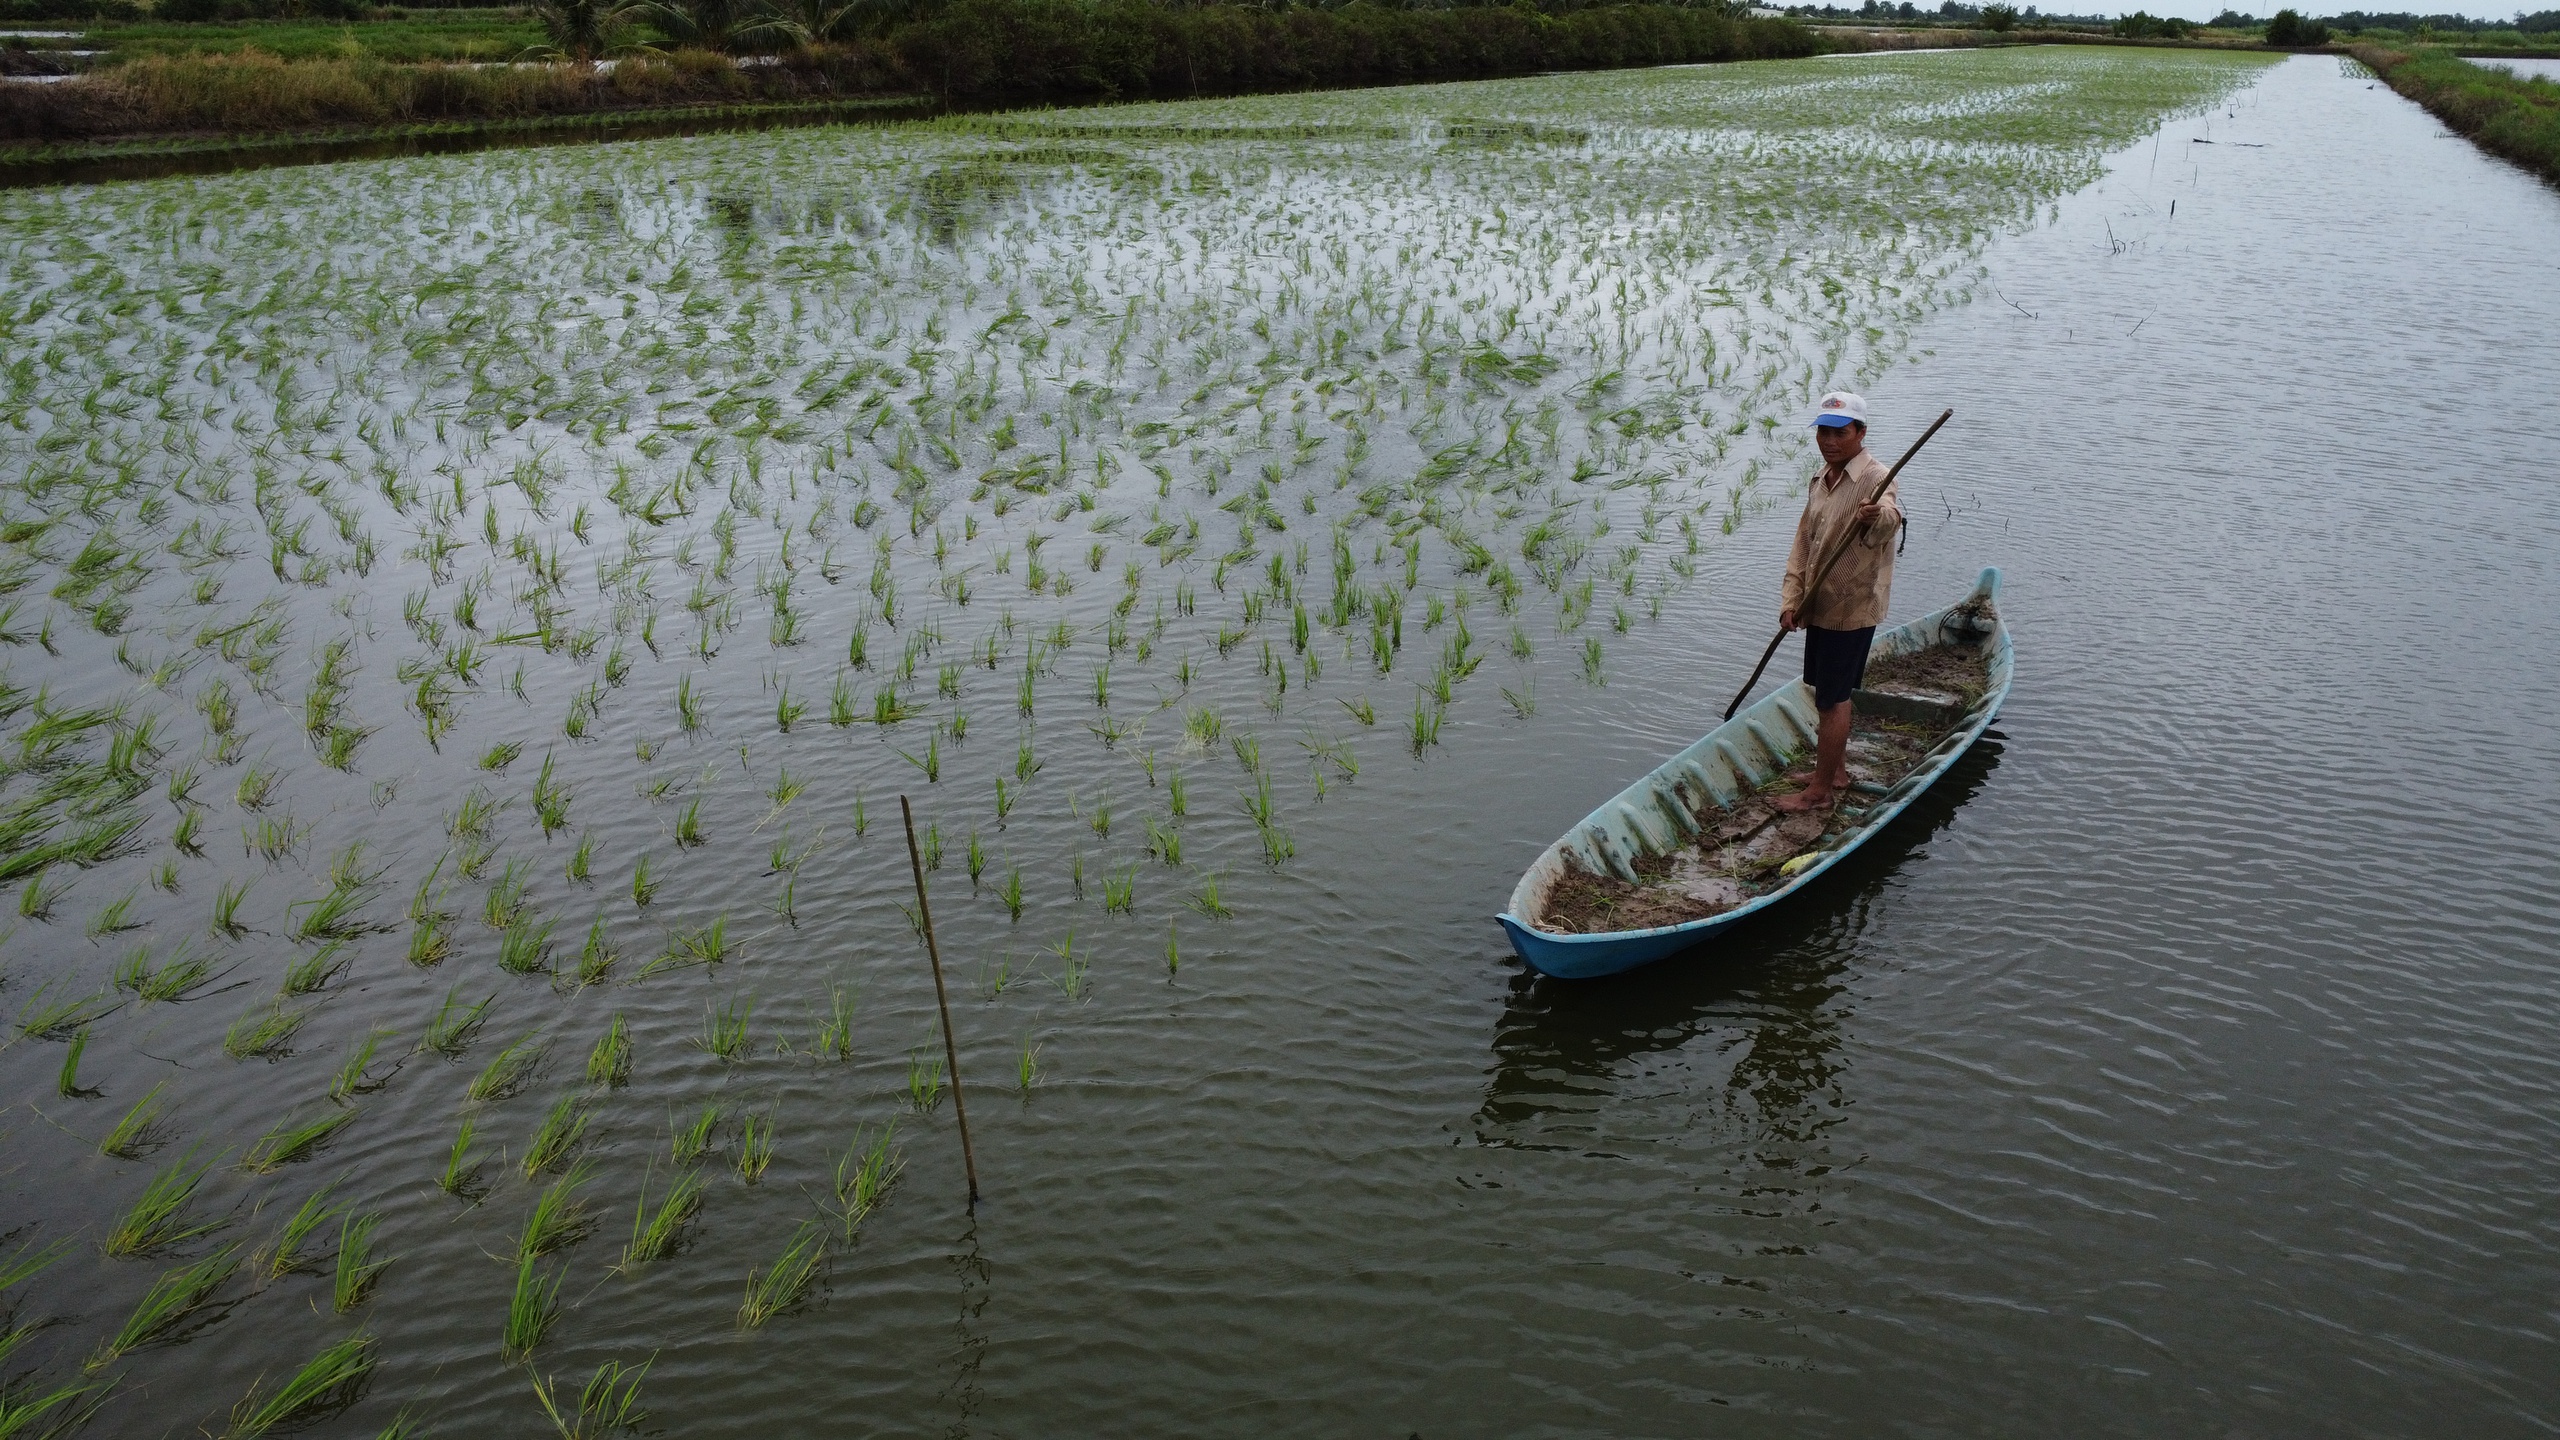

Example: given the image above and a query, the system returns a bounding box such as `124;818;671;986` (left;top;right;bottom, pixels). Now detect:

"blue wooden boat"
1496;567;2011;980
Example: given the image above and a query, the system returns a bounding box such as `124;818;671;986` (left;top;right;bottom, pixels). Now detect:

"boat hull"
1495;567;2011;980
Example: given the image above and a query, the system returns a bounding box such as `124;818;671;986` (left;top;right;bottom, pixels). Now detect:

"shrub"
2264;8;2330;44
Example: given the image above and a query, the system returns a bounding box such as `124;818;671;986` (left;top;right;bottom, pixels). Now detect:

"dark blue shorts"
1801;625;1875;710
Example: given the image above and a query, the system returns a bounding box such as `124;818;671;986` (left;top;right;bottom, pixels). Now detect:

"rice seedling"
500;913;557;976
736;1221;824;1329
485;860;530;930
224;1329;376;1436
224;1002;308;1060
469;1035;543;1102
332;1213;390;1311
331;1030;393;1102
671;1105;720;1167
438;1118;483;1199
235;765;280;811
503;1254;565;1359
86;889;142;937
262;1182;343;1278
282;941;355;997
55;1027;93;1099
100;1082;172;1159
906;1049;947;1111
830;1125;903;1238
519;1164;596;1260
735;1112;777;1185
524;1095;591;1177
675;796;705;848
1103;864;1137;915
815;983;856;1061
212;880;252;937
619;1167;703;1271
479;741;524;772
105;1153;224;1257
631;852;658;907
87;1245;242;1371
696;994;752;1063
1190;873;1233;920
643;914;729;978
244;1108;356;1173
587;1013;632;1088
0;1382;92;1439
530;1357;653;1440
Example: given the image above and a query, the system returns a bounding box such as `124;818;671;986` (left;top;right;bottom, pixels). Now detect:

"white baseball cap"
1809;392;1869;428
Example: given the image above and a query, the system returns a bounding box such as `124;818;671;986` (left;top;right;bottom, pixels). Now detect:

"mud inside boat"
1533;639;1991;936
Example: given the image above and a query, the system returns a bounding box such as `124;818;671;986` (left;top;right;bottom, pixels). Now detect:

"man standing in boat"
1774;392;1902;813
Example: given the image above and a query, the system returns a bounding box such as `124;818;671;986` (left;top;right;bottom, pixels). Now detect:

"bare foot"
1773;785;1835;813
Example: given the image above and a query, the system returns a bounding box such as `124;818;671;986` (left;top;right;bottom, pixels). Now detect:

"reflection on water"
945;1223;993;1439
1474;737;2006;1159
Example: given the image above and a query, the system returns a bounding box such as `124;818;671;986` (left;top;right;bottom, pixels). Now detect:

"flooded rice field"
5;46;2558;1437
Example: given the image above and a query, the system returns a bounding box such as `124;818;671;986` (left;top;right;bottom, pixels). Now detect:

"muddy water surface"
3;51;2557;1440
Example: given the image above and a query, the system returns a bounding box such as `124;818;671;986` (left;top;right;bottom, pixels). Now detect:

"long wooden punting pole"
900;795;980;1210
1722;408;1955;721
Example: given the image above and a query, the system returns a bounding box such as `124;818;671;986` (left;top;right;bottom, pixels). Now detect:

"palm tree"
524;0;656;61
765;0;900;46
647;0;798;54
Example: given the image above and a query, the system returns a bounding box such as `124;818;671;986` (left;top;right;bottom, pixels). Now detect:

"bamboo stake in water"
901;795;981;1209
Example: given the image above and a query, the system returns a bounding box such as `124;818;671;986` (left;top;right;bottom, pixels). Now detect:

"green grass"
83;11;547;65
2358;44;2560;186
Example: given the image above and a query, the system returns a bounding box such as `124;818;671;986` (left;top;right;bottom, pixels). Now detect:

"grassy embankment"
0;1;1817;159
9;9;546;63
2355;42;2560;185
